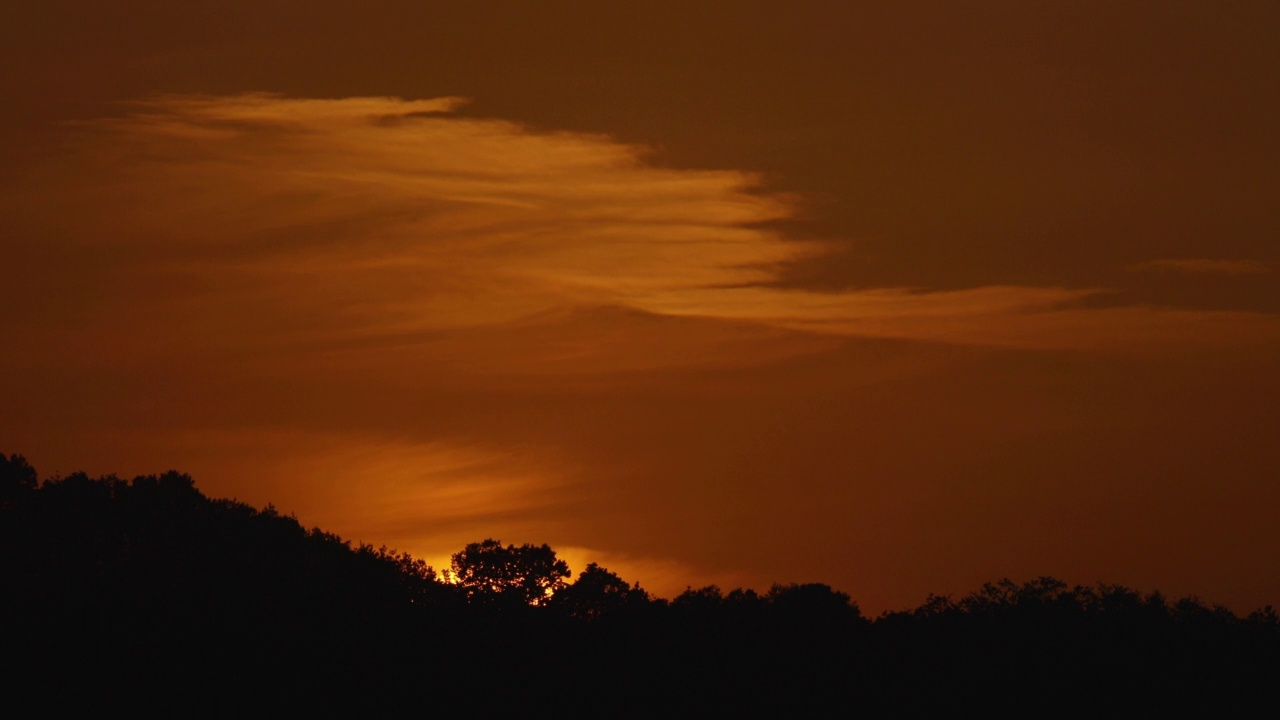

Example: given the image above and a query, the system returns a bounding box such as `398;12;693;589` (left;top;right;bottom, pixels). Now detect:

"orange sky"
2;1;1277;612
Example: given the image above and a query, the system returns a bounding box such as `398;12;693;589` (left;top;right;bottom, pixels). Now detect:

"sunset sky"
3;1;1277;612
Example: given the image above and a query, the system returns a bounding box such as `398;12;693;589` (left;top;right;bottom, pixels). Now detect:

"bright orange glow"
3;2;1278;614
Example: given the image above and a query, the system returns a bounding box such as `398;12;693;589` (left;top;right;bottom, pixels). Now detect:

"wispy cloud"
155;428;579;564
555;545;753;599
4;94;1279;608
267;436;577;552
10;92;1270;376
1130;258;1271;275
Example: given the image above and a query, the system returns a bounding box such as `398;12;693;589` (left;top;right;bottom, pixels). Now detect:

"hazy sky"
3;1;1277;611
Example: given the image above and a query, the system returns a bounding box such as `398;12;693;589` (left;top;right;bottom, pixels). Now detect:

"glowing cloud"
3;93;1279;609
10;92;1271;377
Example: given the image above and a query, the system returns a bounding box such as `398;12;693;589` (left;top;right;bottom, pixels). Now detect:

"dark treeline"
3;453;1278;714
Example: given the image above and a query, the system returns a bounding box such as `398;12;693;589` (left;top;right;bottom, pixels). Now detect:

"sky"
2;1;1278;612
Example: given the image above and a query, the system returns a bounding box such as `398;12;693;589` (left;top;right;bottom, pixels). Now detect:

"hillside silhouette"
3;452;1277;714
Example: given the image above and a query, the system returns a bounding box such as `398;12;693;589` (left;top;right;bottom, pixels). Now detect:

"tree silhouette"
0;453;37;504
449;538;569;606
553;562;647;620
5;450;1280;714
765;582;862;624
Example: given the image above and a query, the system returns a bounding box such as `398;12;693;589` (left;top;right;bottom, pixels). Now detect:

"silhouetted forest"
3;452;1277;713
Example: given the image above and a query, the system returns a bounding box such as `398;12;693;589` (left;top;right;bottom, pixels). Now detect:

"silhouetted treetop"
4;452;1279;715
553;562;647;620
448;538;570;606
766;582;863;623
0;453;37;502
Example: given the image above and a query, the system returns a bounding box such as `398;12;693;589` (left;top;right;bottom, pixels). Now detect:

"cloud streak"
1130;258;1271;276
10;92;1271;378
4;93;1280;609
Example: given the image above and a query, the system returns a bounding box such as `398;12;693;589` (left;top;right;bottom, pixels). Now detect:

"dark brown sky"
3;1;1277;610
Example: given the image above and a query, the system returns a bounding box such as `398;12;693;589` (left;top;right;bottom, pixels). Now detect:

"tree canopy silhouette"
552;562;648;620
0;452;37;503
4;451;1279;714
449;538;570;606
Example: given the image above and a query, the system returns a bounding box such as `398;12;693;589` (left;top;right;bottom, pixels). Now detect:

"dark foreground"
3;454;1277;714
